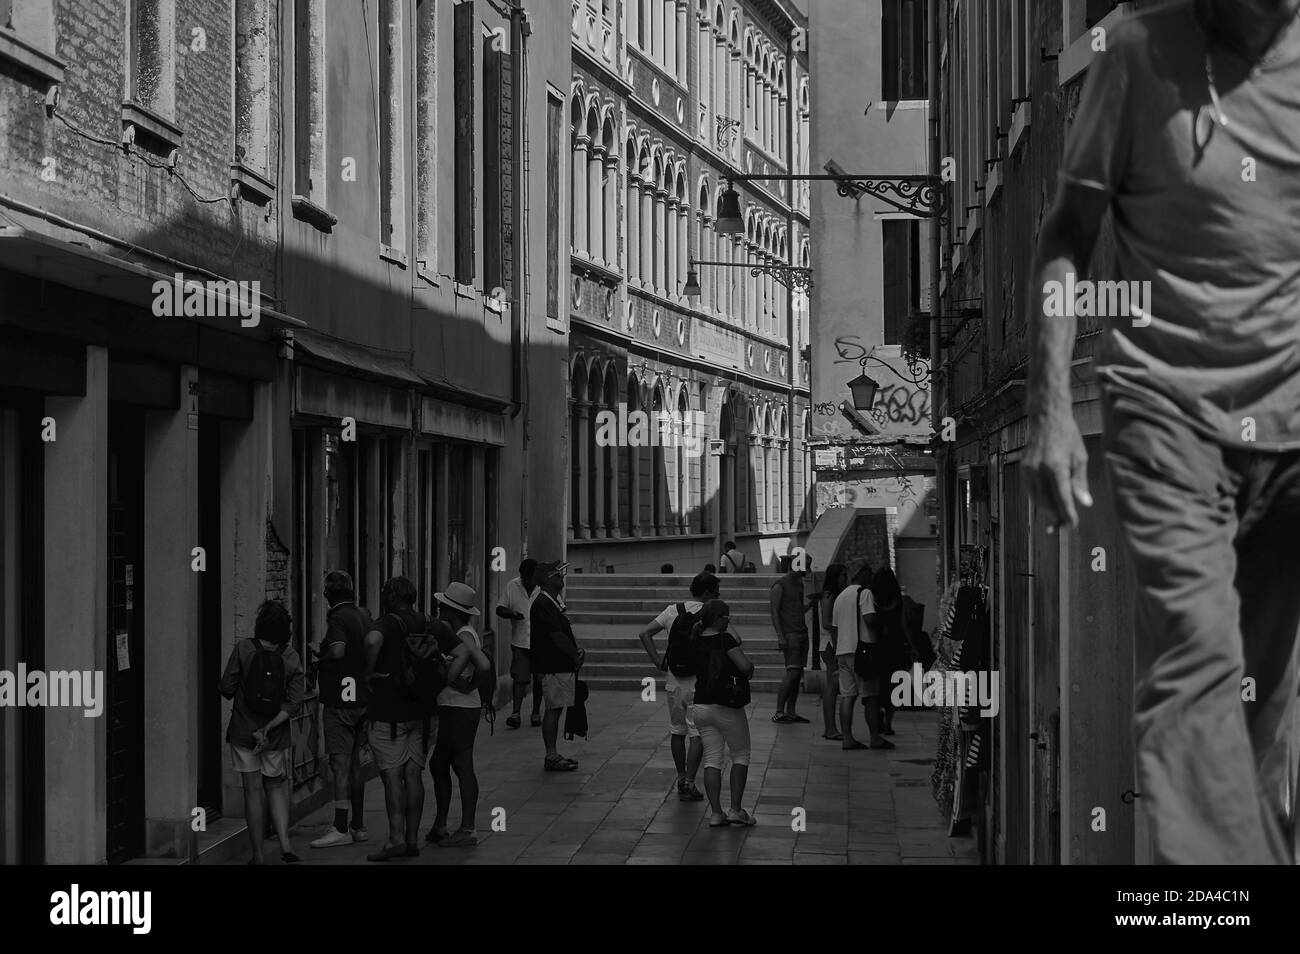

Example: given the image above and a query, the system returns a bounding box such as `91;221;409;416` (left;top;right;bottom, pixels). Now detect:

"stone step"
579;661;790;680
562;595;773;610
568;609;773;625
579;676;786;693
582;649;785;665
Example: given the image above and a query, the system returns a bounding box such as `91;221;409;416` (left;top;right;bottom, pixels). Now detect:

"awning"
0;225;305;334
290;329;426;387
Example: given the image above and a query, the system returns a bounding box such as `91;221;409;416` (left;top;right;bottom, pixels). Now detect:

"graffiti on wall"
869;382;930;427
817;475;925;516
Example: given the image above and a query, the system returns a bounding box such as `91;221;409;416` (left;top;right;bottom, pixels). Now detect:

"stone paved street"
226;691;980;866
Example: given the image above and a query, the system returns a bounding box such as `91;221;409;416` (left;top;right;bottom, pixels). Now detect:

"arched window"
651;382;667;534
625;135;638;281
675;388;690;532
570;92;588;255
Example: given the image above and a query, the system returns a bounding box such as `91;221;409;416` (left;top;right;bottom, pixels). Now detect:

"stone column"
572;134;590;255
654;186;668;293
575;401;592;538
44;345;108;864
627;174;641;283
142;365;201;859
641;181;654;289
665;195;679;299
604;152;619;270
588;143;605;264
590;397;607;538
677;208;688;306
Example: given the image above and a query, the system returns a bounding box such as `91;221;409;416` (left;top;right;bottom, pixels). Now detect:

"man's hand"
1025;411;1093;532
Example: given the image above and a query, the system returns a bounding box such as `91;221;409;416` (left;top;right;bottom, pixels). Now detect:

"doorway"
106;405;146;864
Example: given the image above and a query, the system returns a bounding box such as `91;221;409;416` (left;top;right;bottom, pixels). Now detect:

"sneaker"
350;827;369;843
438;830;478;848
310;828;352;849
678;780;705;802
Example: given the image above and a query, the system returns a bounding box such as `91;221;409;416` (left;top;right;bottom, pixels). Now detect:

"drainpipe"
927;0;944;582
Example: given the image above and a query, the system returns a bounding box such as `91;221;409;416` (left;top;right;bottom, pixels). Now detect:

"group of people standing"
219;558;586;864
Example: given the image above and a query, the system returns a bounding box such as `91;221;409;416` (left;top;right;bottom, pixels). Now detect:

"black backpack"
665;603;701;677
387;612;446;705
702;632;750;709
244;639;286;716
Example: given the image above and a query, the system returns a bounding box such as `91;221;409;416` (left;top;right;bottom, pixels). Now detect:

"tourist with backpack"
361;577;440;861
635;570;719;802
218;600;305;864
426;582;491;849
310;570;373;849
687;599;757;827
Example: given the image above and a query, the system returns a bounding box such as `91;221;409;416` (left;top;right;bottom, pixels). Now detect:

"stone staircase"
566;573;793;693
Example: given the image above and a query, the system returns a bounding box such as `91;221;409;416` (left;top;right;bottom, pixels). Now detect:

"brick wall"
0;0;279;287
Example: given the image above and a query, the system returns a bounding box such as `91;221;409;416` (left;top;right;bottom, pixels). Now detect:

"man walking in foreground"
1025;0;1300;863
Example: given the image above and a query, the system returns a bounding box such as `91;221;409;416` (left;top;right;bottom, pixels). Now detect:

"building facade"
565;0;813;576
0;0;569;864
933;0;1155;864
805;0;938;616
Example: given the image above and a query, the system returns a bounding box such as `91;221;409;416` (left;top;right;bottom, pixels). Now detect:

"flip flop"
823;732;843;741
842;740;869;750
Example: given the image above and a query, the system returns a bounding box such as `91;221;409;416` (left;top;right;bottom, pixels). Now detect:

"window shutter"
454;1;476;285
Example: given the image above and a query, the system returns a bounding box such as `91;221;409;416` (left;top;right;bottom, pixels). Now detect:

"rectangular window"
379;0;406;250
129;0;175;117
882;0;926;100
234;0;271;173
882;219;920;345
483;25;514;299
3;0;56;51
294;0;326;200
453;0;476;286
546;89;563;321
416;447;437;614
416;0;436;270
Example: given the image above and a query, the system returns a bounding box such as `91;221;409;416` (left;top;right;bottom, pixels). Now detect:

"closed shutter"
454;1;476;285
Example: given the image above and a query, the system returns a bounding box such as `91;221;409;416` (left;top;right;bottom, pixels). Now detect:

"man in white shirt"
636;571;719;802
831;563;891;750
495;559;541;730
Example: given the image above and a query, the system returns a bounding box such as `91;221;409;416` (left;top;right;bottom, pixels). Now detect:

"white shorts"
666;674;699;738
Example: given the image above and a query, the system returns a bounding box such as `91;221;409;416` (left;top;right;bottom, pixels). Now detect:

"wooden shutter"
454;1;476;285
546;93;561;319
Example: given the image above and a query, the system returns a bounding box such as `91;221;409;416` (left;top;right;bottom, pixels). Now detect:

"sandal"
786;714;811;723
771;713;792;723
708;813;730;828
506;714;521;730
726;809;757;827
823;731;843;741
544;754;579;772
678;781;705;802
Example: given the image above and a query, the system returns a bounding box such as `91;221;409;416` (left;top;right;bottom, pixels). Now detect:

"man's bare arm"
1025;183;1108;530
